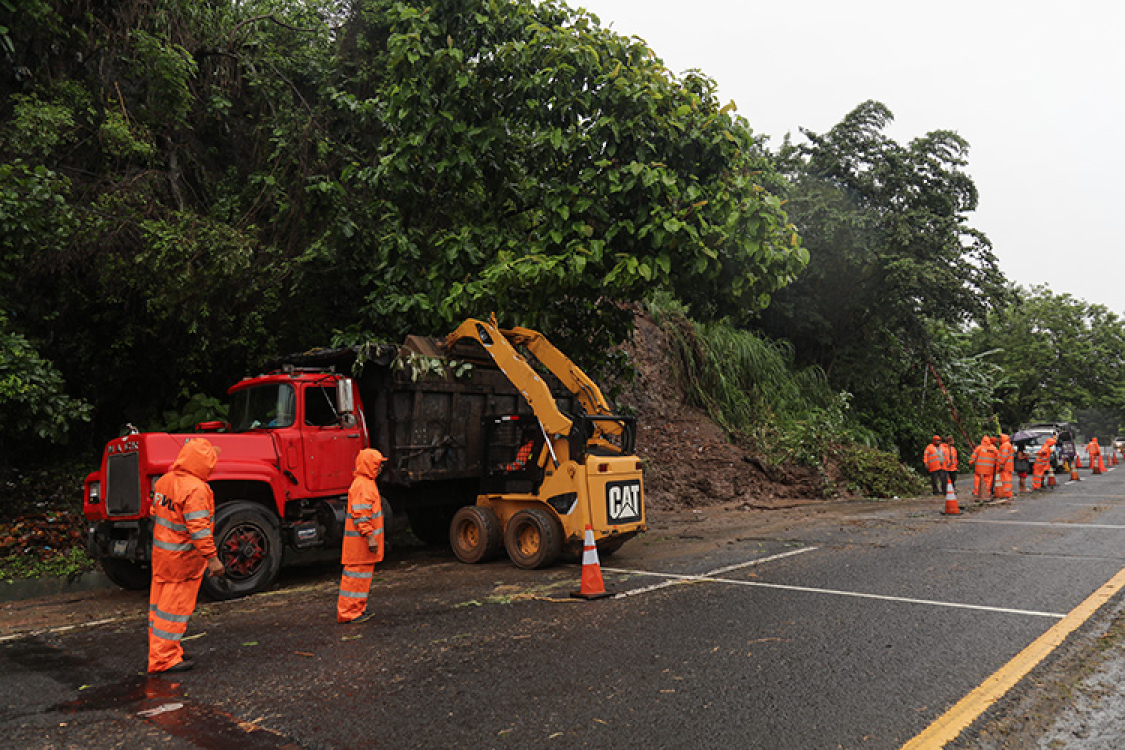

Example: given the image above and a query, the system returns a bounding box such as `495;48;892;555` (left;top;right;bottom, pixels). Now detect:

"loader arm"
500;326;611;417
445;317;573;438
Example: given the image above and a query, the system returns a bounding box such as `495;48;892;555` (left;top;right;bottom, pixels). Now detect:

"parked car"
1014;430;1063;472
1114;437;1125;454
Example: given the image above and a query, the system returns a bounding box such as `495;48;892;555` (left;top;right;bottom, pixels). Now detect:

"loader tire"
450;506;502;564
203;501;282;600
504;507;562;569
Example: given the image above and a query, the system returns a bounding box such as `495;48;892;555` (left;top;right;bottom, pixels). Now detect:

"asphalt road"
5;465;1125;749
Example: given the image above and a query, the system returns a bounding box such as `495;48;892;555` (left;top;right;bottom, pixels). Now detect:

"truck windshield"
229;384;296;431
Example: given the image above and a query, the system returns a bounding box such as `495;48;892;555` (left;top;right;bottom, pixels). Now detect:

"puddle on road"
52;673;302;749
4;637;299;749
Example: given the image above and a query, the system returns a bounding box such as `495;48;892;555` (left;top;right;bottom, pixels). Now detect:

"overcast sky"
577;0;1125;314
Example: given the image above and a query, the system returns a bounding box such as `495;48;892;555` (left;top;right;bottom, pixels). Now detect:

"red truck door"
302;384;363;493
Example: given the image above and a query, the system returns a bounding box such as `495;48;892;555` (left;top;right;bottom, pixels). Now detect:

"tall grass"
646;298;923;497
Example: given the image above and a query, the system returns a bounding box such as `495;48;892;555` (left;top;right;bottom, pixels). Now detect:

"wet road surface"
5;467;1125;748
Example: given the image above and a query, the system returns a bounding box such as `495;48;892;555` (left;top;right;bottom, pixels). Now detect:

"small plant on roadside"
0;545;94;581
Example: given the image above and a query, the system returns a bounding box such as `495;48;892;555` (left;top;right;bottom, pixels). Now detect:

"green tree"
757;101;1010;454
974;286;1125;435
2;0;806;456
318;0;805;351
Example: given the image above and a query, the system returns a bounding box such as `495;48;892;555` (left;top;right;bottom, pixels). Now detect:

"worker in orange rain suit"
1087;436;1104;474
972;436;998;501
923;435;947;496
968;439;983;498
1032;436;1056;490
337;448;386;624
943;436;960;492
505;439;536;472
148;438;224;674
994;434;1015;500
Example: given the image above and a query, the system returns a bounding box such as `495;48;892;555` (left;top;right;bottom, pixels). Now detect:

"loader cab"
482;413;545;495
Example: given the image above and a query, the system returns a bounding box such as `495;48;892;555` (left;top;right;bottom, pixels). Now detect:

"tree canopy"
756;101;1011;453
973;286;1125;437
0;0;806;459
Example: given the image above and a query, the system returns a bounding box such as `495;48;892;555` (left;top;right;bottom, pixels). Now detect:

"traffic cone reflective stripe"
942;481;960;516
571;525;612;600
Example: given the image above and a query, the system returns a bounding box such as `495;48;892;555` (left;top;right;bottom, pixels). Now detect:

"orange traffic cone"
571;525;612;600
1047;467;1057;487
942;481;961;515
1070;461;1081;481
1076;454;1083;469
1093;456;1102;475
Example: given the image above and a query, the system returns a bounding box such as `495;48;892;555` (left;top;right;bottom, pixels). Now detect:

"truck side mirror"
337;378;355;417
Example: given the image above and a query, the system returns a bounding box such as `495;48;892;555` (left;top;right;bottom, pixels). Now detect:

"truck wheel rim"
221;523;267;580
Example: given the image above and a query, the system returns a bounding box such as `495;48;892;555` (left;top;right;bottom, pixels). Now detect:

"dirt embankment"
620;313;841;513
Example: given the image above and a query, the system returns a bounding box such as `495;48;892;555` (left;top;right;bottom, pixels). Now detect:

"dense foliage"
1;0;805;463
758;101;1012;460
972;286;1125;439
3;0;1123;488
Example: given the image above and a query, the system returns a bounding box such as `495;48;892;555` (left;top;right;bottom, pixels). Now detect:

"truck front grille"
106;452;142;516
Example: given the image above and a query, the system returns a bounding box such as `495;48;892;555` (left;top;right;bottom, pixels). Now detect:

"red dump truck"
83;318;646;599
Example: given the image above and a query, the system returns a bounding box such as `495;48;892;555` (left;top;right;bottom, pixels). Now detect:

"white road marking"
959;519;1125;531
606;546;817;598
607;548;1065;618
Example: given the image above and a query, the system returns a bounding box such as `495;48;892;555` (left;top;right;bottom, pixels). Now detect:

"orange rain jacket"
943;442;959;473
923;438;944;472
996;435;1015;472
1034;438;1056;471
151;439;220;581
973;436;997;476
341;449;385;566
1087;438;1101;461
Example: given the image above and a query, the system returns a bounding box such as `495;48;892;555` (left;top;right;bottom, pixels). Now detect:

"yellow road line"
901;565;1125;749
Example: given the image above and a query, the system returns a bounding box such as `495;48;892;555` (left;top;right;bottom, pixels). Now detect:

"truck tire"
379;499;395;549
504;507;562;569
407;505;457;545
203;501;283;600
450;506;502;564
100;558;151;591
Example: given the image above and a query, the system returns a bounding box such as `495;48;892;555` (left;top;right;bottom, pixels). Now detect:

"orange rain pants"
996;471;1013;499
149;574;204;672
1032;461;1048;490
337;563;376;622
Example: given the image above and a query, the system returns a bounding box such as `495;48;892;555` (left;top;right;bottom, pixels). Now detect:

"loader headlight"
87;481;101;504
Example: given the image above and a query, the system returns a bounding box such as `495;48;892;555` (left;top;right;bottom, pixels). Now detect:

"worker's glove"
206;556;226;578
